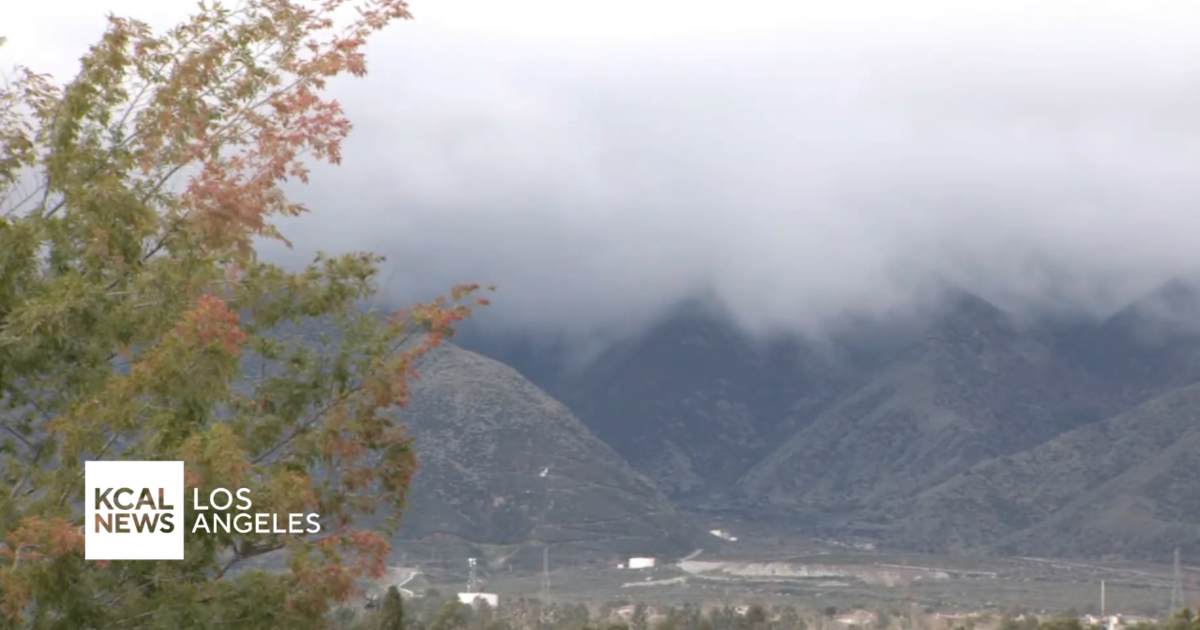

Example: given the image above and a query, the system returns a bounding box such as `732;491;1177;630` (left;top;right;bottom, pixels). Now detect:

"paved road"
391;568;421;598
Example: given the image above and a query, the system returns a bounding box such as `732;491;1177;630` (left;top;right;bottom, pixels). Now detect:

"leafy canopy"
0;0;491;627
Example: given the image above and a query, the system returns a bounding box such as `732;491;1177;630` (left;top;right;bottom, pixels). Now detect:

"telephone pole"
901;557;912;610
1172;548;1184;614
541;545;551;601
1190;574;1198;610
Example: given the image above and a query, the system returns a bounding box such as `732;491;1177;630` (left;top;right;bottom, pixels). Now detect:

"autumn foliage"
0;1;490;627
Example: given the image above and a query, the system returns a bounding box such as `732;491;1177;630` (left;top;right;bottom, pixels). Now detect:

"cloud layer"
10;0;1200;342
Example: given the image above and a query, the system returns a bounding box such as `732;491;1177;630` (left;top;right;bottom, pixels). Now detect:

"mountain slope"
557;298;860;500
733;291;1122;521
430;280;1200;563
888;380;1200;562
391;342;698;561
1055;278;1200;402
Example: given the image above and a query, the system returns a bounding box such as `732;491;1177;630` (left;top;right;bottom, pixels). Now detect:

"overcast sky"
8;1;1200;343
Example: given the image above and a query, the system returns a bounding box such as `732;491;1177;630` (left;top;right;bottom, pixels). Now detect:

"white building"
457;593;499;608
627;557;657;569
710;529;738;542
834;610;878;627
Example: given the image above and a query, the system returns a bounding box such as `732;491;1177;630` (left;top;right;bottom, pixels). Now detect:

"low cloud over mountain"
13;1;1200;351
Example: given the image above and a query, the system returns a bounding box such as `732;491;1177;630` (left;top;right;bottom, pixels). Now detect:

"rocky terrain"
388;342;699;566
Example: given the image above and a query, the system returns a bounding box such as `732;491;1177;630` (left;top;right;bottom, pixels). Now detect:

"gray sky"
8;1;1200;342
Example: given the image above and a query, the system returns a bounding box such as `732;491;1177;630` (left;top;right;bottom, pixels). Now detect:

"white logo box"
84;461;184;561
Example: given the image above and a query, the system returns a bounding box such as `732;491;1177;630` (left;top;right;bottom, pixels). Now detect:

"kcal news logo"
85;461;184;560
84;461;322;561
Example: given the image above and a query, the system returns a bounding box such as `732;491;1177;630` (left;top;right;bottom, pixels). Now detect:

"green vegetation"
0;0;489;627
381;586;406;630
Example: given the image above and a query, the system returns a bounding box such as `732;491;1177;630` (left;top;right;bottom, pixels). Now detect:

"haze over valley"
11;0;1200;623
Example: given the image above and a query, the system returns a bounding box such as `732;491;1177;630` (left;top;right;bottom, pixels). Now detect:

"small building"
627;557;657;569
614;605;659;620
1081;614;1135;630
834;610;878;627
710;529;738;542
457;593;499;608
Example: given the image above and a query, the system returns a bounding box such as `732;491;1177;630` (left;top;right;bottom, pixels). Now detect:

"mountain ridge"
450;279;1200;562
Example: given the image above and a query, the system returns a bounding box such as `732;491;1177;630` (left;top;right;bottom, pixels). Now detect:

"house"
627;557;657;569
457;593;499;608
834;610;878;626
615;605;659;620
710;529;738;542
1120;616;1158;629
1082;614;1152;630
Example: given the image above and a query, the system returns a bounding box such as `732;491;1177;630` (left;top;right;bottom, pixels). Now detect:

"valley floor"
393;533;1200;619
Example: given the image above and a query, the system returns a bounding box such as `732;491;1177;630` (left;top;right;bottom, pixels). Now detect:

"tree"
778;606;801;630
633;604;649;630
0;0;490;627
430;600;471;630
1002;609;1033;627
381;586;405;630
1039;618;1085;630
1164;608;1200;630
740;606;767;630
468;600;499;630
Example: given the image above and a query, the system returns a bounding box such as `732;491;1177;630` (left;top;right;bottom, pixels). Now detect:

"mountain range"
383;278;1200;565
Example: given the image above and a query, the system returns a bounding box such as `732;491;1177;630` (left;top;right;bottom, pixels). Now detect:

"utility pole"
901;557;912;610
1101;580;1107;618
431;549;439;590
1190;574;1198;610
440;549;447;589
541;545;551;602
1172;548;1184;614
